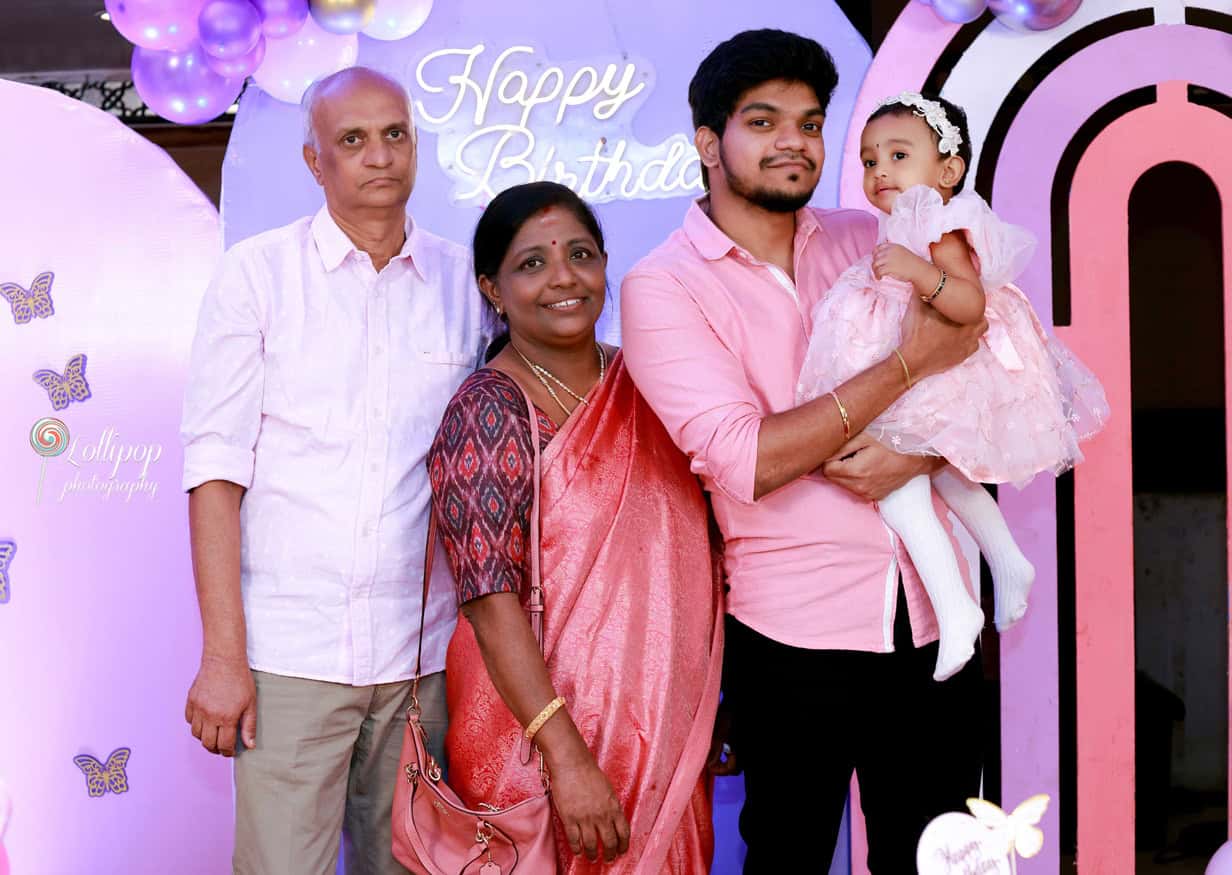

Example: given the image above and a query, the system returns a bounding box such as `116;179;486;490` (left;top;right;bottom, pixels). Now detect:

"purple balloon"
198;0;262;60
252;0;310;38
205;34;265;78
989;0;1082;30
931;0;987;23
1209;841;1232;875
131;42;244;125
105;0;205;51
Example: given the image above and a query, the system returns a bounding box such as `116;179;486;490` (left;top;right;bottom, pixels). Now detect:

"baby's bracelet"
525;696;567;742
922;268;947;304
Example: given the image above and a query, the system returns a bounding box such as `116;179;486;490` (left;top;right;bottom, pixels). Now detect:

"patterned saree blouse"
428;368;556;604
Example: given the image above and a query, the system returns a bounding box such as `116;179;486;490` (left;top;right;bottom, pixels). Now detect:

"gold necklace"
531;345;607;405
511;343;607;417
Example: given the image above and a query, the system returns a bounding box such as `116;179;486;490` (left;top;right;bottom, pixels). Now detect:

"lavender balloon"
1208;841;1232;875
105;0;205;51
252;0;309;38
989;0;1082;30
205;34;265;78
131;43;244;125
198;0;262;60
931;0;987;23
252;13;357;102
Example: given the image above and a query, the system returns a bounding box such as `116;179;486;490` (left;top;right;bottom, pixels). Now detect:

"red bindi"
551;240;557;245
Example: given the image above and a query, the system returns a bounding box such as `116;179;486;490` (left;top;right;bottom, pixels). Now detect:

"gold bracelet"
922;268;947;304
524;696;567;742
892;348;913;389
829;391;851;441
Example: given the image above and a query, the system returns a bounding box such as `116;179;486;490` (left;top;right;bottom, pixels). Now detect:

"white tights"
878;466;1035;681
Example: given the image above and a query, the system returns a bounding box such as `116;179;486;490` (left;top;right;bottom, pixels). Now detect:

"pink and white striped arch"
839;5;1232;873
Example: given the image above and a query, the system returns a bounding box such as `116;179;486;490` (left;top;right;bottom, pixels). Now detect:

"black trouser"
725;586;986;874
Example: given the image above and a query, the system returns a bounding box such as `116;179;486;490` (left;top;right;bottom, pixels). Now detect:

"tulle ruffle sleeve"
882;185;1037;289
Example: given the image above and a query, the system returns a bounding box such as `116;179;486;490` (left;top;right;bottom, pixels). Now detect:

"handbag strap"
412;371;545;702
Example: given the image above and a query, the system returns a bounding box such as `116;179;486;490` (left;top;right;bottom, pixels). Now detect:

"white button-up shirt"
181;207;495;685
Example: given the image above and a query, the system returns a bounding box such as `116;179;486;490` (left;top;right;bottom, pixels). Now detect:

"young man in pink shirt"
621;30;990;872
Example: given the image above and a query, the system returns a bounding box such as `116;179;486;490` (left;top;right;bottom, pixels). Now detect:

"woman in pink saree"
427;182;722;872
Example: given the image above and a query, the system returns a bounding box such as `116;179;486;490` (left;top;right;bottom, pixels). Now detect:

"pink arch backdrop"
1065;80;1232;873
0;80;226;874
840;5;1232;873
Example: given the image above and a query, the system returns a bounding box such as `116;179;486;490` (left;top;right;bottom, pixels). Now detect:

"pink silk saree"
444;353;723;873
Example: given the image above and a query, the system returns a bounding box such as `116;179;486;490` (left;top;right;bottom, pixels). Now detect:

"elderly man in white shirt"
180;66;493;875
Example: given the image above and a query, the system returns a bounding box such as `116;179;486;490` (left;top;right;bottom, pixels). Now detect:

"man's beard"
718;146;817;213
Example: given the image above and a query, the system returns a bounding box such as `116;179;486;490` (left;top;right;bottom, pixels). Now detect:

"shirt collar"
682;196;824;262
310;206;427;280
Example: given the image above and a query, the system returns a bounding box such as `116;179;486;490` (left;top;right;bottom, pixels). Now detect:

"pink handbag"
392;380;558;875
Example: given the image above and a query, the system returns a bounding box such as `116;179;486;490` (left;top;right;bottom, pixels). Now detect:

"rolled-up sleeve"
180;248;266;492
620;268;762;505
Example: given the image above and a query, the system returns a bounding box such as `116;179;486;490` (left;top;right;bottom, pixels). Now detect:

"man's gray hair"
301;66;415;149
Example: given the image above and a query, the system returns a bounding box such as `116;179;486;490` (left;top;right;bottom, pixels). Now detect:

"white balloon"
361;0;432;41
252;12;357;102
917;814;1012;875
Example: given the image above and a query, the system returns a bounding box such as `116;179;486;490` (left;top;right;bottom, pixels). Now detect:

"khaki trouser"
233;670;447;875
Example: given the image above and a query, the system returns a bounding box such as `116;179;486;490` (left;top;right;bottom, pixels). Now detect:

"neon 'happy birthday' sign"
413;44;705;205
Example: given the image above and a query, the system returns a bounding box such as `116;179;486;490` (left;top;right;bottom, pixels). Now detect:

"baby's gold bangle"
922;268;947;304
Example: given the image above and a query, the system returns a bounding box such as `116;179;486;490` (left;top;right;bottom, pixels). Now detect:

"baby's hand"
872;243;928;284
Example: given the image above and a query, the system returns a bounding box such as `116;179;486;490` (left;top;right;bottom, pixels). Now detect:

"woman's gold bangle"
893;348;913;389
524;696;567;742
830;391;851;442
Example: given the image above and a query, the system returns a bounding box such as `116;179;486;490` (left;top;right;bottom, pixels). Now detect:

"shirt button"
370;463;379;473
373;408;383;419
374;345;384;356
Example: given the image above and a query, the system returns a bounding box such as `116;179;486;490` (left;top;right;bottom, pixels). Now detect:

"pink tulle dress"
797;185;1108;486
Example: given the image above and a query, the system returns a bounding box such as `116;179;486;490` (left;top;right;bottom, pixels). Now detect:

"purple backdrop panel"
222;0;872;344
0;80;228;873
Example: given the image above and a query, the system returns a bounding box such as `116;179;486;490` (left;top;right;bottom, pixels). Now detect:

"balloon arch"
108;0;433;123
106;0;1083;125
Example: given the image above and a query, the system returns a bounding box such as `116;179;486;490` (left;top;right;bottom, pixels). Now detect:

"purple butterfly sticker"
1;272;55;324
73;747;131;797
0;540;13;604
32;353;91;411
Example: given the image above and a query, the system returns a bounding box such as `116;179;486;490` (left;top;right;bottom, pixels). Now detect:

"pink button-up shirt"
621;200;970;652
181;207;495;684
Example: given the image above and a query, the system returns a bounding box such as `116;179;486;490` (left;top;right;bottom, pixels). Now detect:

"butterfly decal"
73;747;131;797
32;353;91;411
0;540;12;604
0;272;55;324
967;794;1050;860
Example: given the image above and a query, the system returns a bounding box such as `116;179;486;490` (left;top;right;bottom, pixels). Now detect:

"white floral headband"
877;91;963;157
